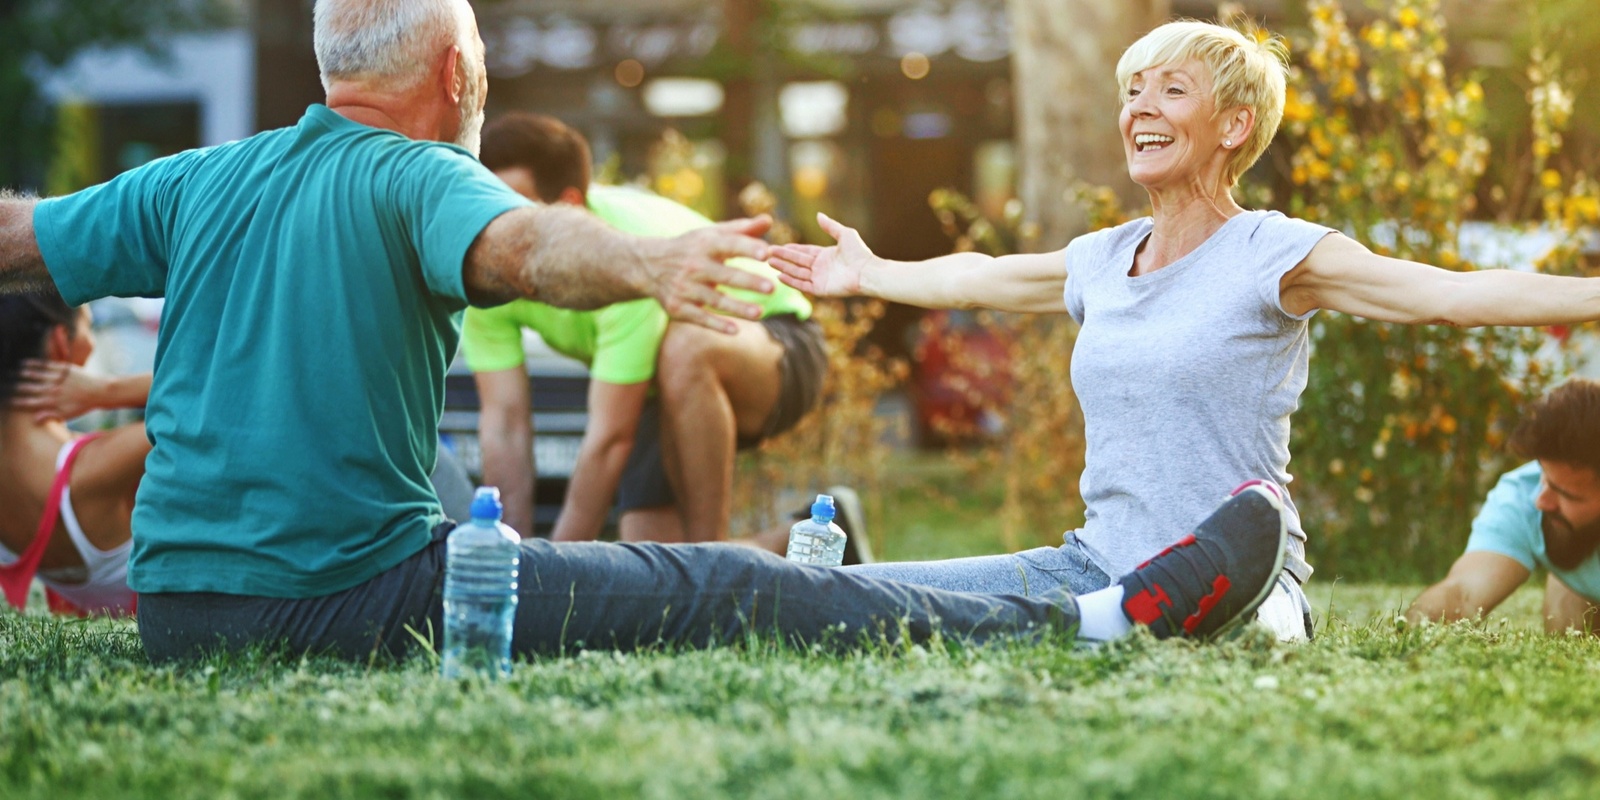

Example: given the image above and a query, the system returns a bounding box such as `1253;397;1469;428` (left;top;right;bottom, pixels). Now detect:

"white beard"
456;106;484;157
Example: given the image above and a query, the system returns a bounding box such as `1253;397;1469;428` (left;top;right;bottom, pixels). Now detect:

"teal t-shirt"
459;185;811;382
1465;461;1600;601
33;104;531;597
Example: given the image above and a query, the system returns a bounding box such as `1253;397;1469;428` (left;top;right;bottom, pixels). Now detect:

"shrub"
727;183;909;548
924;0;1599;580
1276;0;1595;580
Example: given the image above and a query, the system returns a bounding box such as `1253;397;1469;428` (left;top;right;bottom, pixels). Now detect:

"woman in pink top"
0;290;148;616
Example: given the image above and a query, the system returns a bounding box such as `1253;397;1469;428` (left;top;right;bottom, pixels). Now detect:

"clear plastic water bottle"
442;487;520;678
786;493;848;567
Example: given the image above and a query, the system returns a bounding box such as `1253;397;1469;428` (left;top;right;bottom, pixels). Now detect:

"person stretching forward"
1408;379;1600;633
464;112;824;549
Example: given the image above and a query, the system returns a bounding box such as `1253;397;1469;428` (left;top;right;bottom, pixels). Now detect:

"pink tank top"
0;434;134;616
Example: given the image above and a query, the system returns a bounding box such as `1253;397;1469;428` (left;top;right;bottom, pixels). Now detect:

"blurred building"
37;0;1550;378
39;0;1532;256
32;29;254;187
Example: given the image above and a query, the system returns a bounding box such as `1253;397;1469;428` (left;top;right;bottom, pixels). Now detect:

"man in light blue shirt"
1408;379;1600;632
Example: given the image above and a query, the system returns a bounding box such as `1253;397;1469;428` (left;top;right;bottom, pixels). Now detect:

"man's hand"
639;216;775;335
767;212;873;297
465;207;774;336
9;360;147;422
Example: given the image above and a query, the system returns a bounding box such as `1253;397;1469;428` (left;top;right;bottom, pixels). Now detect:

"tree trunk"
1007;0;1169;250
721;0;788;217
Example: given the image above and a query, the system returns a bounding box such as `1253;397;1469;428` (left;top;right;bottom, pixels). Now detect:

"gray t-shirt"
1062;210;1335;581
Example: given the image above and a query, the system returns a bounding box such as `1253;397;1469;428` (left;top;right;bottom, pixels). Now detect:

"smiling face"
1119;59;1232;191
1114;21;1291;192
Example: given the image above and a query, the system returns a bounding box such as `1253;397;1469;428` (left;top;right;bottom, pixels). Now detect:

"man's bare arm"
1405;551;1530;624
475;368;537;536
0;191;53;295
463;204;776;334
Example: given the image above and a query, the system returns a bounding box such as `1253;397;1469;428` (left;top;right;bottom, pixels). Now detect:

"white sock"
1075;585;1132;641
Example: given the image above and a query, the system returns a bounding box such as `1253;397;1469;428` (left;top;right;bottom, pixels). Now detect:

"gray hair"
313;0;472;91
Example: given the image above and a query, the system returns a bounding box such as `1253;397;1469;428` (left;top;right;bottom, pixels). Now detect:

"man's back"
35;104;528;598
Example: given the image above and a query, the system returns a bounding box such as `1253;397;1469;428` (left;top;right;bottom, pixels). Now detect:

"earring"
1224;138;1233;147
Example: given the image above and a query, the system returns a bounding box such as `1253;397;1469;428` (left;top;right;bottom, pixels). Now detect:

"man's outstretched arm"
1406;551;1530;624
463;204;775;335
0;191;52;295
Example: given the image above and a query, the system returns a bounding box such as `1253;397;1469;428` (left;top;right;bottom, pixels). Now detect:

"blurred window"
643;78;725;117
974;140;1016;220
780;81;848;139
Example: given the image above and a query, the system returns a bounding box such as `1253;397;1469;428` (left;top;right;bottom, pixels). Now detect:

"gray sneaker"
1117;481;1289;641
1253;572;1314;642
825;485;874;565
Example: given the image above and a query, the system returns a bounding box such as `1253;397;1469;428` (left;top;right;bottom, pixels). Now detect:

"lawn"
5;585;1596;799
4;465;1598;799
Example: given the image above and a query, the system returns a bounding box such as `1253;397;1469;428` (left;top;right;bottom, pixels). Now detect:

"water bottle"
786;494;848;567
442;487;520;678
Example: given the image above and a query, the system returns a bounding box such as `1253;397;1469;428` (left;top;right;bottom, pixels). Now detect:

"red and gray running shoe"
1117;482;1289;641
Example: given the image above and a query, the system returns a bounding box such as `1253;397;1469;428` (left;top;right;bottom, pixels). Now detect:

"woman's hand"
768;213;875;297
9;360;147;422
771;212;1069;313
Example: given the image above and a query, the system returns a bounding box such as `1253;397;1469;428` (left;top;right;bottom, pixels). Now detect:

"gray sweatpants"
845;532;1314;639
138;524;1086;663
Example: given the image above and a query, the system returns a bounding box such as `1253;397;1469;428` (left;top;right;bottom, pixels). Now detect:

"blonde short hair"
1116;20;1290;186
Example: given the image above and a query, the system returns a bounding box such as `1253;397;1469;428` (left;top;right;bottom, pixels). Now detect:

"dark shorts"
615;314;827;512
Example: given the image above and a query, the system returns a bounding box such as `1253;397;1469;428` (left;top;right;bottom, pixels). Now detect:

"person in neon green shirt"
462;113;826;545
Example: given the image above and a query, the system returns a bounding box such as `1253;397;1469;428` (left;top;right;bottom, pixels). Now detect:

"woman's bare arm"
71;423;152;503
768;213;1069;314
1282;233;1600;326
11;361;151;422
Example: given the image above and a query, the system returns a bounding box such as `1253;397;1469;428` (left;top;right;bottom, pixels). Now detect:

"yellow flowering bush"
921;187;1144;550
1280;0;1597;580
727;182;908;548
921;0;1599;579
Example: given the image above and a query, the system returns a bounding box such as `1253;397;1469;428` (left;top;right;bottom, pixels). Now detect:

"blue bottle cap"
470;487;503;521
811;494;835;521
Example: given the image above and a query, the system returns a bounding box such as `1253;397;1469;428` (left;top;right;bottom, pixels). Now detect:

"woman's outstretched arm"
768;213;1071;314
1281;232;1600;326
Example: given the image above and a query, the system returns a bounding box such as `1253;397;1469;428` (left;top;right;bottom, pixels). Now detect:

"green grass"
865;453;1077;563
4;583;1598;799
6;461;1596;799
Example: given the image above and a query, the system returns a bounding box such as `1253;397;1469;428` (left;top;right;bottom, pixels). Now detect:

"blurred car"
437;337;593;538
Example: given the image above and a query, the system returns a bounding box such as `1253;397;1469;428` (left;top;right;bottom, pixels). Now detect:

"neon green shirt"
461;185;812;383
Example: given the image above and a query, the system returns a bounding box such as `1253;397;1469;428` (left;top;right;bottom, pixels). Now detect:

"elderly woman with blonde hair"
771;19;1600;640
